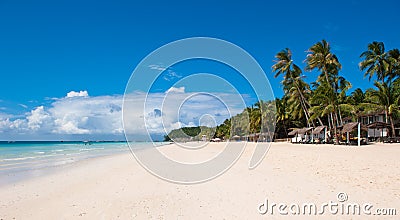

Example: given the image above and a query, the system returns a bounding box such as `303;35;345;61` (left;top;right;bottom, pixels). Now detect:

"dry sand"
0;142;399;219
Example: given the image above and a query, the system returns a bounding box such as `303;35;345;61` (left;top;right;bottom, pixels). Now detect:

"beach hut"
231;135;241;141
299;127;313;143
312;125;327;143
341;122;368;146
288;127;313;143
288;128;300;143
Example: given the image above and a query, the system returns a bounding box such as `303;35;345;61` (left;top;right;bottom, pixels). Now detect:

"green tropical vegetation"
165;40;400;142
164;126;216;142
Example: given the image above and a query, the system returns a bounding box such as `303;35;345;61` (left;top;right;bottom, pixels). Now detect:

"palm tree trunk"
293;78;317;127
302;99;315;127
385;108;389;123
323;67;331;88
322;65;337;131
338;107;344;126
335;111;340;127
303;97;323;126
331;102;340;145
296;87;312;127
328;113;332;131
301;101;311;127
332;112;339;145
389;114;396;137
330;112;336;142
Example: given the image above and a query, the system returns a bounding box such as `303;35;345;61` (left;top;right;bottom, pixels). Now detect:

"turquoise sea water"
0;141;167;185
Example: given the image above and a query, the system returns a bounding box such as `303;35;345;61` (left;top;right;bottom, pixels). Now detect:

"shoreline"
1;142;399;219
0;141;172;187
0;150;131;188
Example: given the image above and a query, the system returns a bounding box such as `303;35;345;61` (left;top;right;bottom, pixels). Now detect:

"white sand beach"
1;142;399;219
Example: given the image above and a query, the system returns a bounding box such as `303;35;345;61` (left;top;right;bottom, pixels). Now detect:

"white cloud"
18;104;28;108
0;112;27;133
49;95;122;134
66;90;89;98
166;86;185;93
162;70;181;81
148;64;182;81
27;106;52;130
148;64;167;71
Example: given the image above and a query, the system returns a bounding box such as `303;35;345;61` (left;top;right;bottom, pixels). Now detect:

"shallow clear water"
0;141;168;185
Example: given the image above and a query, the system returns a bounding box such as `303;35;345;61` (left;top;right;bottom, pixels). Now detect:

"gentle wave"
2;156;36;161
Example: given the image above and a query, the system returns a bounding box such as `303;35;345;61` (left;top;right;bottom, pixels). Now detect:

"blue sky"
0;0;399;140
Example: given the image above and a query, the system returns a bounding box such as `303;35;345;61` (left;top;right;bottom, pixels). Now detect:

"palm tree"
334;76;353;125
306;40;342;144
285;77;312;125
249;104;261;134
387;48;400;81
309;81;335;131
259;100;277;141
309;78;354;132
305;40;342;86
346;88;376;121
359;42;400;137
347;88;365;106
359;41;388;83
272;48;322;127
365;80;400;137
275;98;289;138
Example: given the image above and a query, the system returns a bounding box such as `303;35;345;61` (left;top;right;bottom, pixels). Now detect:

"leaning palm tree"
359;41;388;83
305;40;342;144
285;77;312;122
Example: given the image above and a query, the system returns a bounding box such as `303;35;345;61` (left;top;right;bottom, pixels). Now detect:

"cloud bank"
1;89;246;140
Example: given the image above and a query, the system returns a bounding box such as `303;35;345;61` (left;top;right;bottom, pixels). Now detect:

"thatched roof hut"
341;122;367;133
312;126;326;134
288;127;313;136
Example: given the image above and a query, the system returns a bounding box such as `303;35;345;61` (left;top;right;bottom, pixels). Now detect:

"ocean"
0;141;167;185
